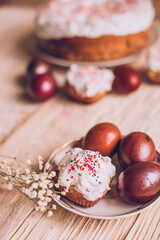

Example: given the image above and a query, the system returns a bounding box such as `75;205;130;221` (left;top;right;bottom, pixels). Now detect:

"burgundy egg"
117;162;160;204
82;122;121;156
27;74;56;101
118;132;156;168
28;58;51;76
113;65;141;93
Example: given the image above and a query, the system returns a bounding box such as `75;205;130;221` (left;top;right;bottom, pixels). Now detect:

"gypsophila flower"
25;188;32;196
38;155;43;161
6;183;13;190
48;182;53;188
52;194;60;201
0;154;64;218
21;187;26;193
40;206;46;212
21;175;27;180
25;178;32;184
38;182;47;189
33;174;40;181
47;210;53;217
38;159;43;171
25;168;30;174
39;196;45;201
38;189;46;195
15;169;20;176
52;205;57;210
52;194;57;199
3;176;9;181
6;169;12;175
40;173;47;181
45;197;52;202
48;171;56;179
50;171;56;178
30;191;37;198
26;159;31;165
45;180;51;185
39;165;43;171
47;190;52;196
31;182;38;189
54;183;59;188
44;162;50;171
60;191;66;196
38;191;46;199
37;200;48;207
55;195;60;201
35;206;40;211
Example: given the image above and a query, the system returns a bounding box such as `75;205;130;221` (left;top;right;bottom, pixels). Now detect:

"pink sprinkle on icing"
61;148;105;181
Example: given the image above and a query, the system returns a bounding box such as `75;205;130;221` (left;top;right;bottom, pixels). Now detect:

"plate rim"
48;138;160;220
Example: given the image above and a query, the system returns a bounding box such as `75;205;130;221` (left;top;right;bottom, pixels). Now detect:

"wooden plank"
0;6;38;144
0;3;160;240
125;204;160;240
0;6;68;145
0;81;159;239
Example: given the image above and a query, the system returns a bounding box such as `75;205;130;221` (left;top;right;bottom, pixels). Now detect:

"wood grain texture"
0;3;160;240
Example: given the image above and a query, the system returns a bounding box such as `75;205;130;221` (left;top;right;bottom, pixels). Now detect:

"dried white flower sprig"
0;154;66;217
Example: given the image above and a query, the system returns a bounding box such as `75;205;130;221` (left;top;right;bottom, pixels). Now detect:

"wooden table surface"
0;2;160;240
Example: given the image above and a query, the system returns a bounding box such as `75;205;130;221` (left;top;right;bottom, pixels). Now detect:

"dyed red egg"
118;132;156;168
27;74;56;101
113;65;141;93
117;162;160;204
82;122;121;156
28;58;51;76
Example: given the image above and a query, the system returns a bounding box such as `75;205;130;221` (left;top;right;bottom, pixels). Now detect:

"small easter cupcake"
147;46;160;84
65;64;114;104
55;147;116;207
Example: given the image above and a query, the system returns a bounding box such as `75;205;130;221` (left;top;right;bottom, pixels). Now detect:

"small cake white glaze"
36;0;155;40
57;147;116;201
147;46;160;71
66;64;114;98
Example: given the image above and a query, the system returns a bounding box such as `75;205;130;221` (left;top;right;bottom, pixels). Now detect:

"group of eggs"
26;58;142;102
26;59;160;204
82;122;160;204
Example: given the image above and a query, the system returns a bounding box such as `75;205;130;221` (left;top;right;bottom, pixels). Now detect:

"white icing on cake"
35;0;155;39
147;46;160;71
66;64;114;97
57;147;116;201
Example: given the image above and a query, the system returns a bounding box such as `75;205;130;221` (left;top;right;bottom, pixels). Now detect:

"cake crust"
147;70;160;83
65;82;107;104
58;184;110;207
37;29;150;62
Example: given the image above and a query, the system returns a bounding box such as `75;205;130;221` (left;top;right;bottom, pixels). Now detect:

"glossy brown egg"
82;122;121;156
117;162;160;204
118;132;156;168
113;65;141;93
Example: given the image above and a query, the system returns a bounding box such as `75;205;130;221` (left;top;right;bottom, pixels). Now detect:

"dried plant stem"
0;154;22;169
0;154;16;160
0;155;64;217
15;186;37;205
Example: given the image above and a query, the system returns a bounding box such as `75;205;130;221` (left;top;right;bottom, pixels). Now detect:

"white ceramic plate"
35;24;158;68
48;138;160;219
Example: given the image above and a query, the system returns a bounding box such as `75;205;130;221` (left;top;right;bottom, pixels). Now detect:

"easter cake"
35;0;155;61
